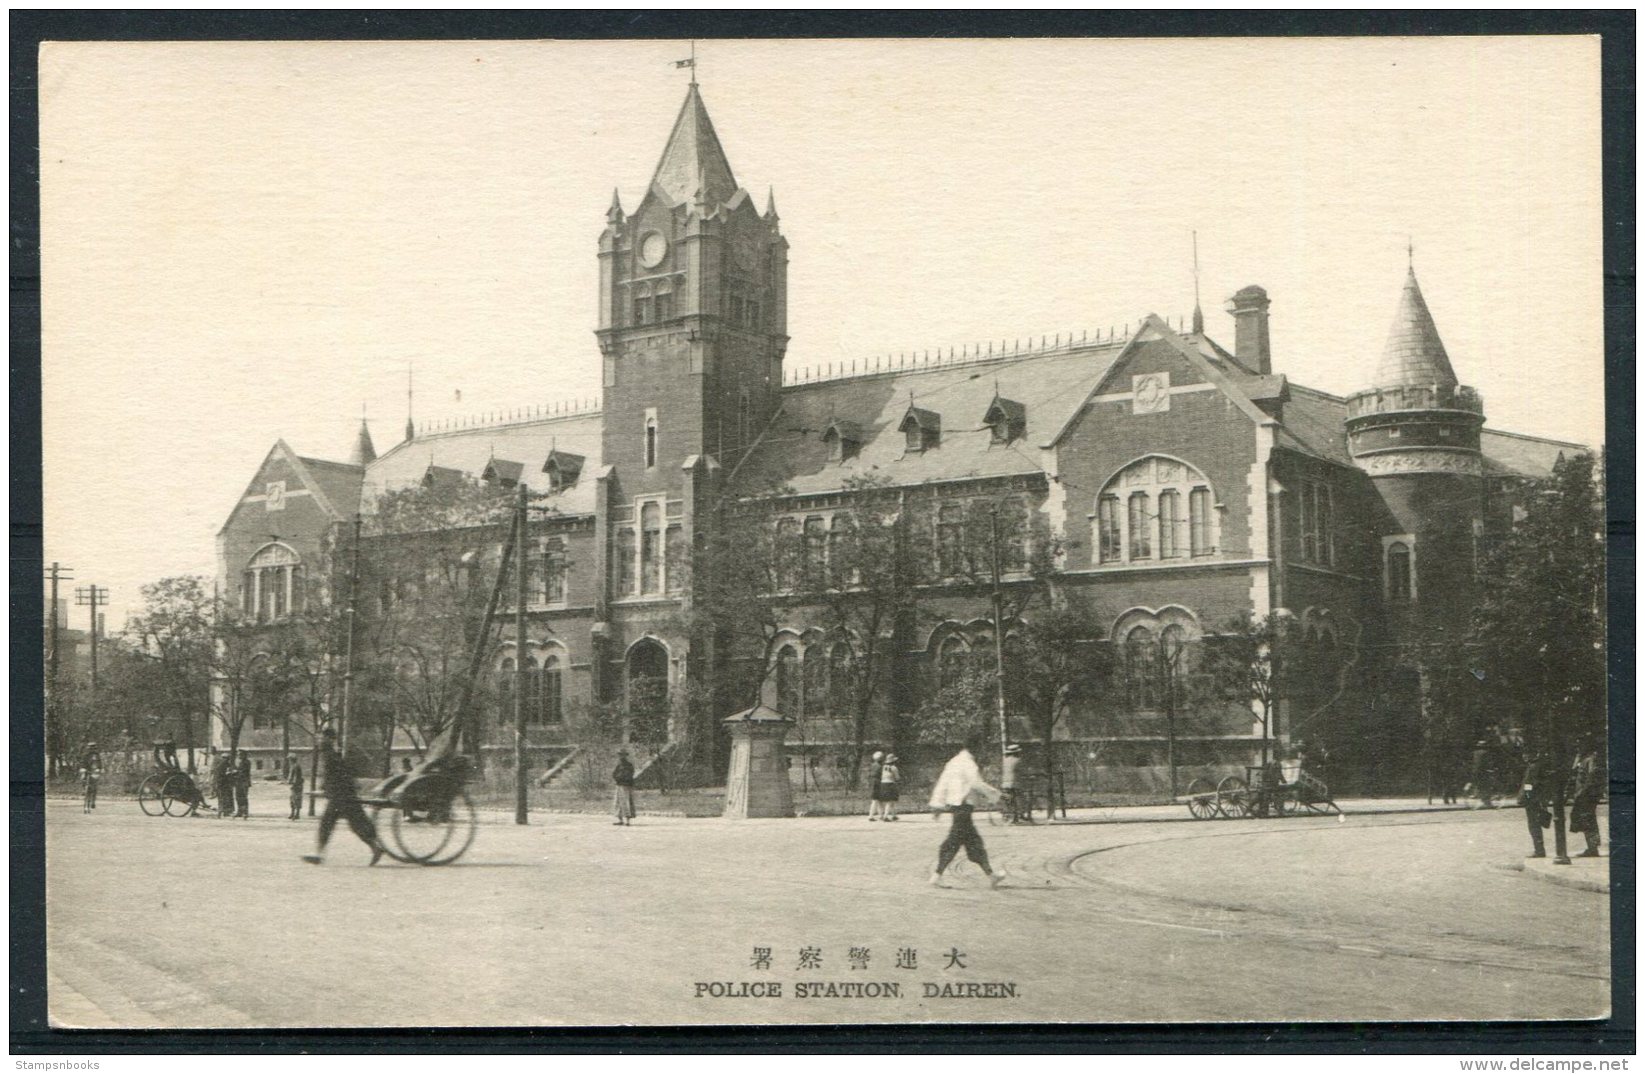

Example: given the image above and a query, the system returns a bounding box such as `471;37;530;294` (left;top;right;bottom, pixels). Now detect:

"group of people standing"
864;750;902;820
208;750;254;819
1520;742;1607;863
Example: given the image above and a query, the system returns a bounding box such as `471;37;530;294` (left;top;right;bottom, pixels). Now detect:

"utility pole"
45;563;74;775
74;583;109;696
1160;633;1181;799
514;483;529;825
340;514;363;752
988;507;1010;759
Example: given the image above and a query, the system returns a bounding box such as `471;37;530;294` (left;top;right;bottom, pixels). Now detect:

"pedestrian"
927;734;1004;888
878;753;902;821
1520;747;1552;859
1468;739;1496;809
302;729;383;866
866;750;886;821
1001;743;1023;823
612;749;636;826
79;742;102;812
1568;744;1605;858
287;755;305;820
210;750;232;818
231;750;252;818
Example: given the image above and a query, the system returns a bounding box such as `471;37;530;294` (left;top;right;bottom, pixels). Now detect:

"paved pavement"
43;799;1609;1028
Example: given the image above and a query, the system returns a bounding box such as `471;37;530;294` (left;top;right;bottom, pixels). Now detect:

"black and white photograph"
26;33;1615;1034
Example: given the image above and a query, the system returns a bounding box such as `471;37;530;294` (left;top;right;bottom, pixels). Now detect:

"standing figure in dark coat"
1469;740;1496;809
287;757;305;820
1520;749;1552;858
612;749;636;826
210;751;232;818
1568;746;1605;857
302;729;383;865
231;750;252;818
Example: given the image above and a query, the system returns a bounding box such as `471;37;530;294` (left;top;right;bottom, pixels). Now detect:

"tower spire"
349;411;377;466
1191;230;1205;335
1373;264;1458;391
404;364;415;443
650;80;737;207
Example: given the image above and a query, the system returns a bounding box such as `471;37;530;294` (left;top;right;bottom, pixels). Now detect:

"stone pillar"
722;704;794;819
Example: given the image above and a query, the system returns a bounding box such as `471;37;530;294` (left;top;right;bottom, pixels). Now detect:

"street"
45;799;1609;1028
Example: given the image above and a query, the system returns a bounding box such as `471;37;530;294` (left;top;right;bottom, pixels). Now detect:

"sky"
38;37;1605;629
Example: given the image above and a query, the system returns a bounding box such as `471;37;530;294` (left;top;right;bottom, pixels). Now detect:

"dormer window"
899;406;941;453
821;419;862;463
482;459;523;489
422;464;465;490
983;395;1026;444
542;449;585;494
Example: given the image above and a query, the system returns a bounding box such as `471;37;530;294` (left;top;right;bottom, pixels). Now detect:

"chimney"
1227;285;1271;374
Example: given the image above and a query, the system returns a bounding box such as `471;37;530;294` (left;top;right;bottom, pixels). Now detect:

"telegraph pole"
340;514;363;752
45;563;74;775
988;507;1010;759
74;583;109;696
514;483;529;825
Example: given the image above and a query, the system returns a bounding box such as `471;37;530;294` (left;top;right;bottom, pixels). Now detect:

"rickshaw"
360;742;479;866
1184;761;1341;819
137;740;213;817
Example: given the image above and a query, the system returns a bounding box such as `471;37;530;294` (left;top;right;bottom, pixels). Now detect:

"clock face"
639;232;669;269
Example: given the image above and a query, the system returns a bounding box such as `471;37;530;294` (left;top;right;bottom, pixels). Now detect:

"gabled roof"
1480;429;1589;479
983;394;1027;439
482;459;524;485
1373;267;1458;391
542;447;587;478
366;411;604;517
899;405;941;434
422;464;468;489
217;440;363;536
732;340;1127;497
650;83;739;208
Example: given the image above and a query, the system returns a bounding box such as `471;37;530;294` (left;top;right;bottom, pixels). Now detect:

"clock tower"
596;82;789;498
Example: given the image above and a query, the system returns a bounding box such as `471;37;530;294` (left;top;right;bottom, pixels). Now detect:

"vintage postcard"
37;36;1608;1029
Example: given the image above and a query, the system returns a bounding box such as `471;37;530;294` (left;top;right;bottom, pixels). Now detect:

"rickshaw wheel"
160;773;197;816
137;774;166;816
1186;778;1217;820
391;789;478;866
368;803;418;863
1216;775;1249;818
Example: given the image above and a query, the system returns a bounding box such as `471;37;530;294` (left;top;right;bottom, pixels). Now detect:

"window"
496;657;515;728
634;290;653;326
1158;489;1183;559
938;636;969;691
616;528;636;595
640;501;663;594
1125;626;1160;710
1189;488;1212;556
803;646;827;721
1296;481;1335;566
1097;496;1121;563
521;655;541;725
900;407;940;452
827;514;854;585
775;517;801;590
542;538;567;604
1386;540;1413;603
776;645;801;717
828;644;852;715
243;543;302;622
645;416;658;469
540;655;563;724
1097;457;1216;565
937;504;966;577
660;524;682;593
802;517;827;585
1128;493;1152;560
1316;484;1335;565
654;289;674;322
997;499;1029;572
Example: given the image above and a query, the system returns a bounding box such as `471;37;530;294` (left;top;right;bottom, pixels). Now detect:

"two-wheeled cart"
1184;764;1341;819
359;754;479;866
137;741;214;817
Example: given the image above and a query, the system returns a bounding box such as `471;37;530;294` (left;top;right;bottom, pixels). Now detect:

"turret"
348;418;377;466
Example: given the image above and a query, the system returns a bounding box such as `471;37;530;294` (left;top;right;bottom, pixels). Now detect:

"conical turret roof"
349;418;377;466
1373;268;1458;391
651;83;738;207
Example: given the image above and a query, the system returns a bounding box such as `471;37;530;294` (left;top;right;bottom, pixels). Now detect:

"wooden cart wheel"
1216;775;1249;818
160;773;197;816
391;783;478;866
368;803;418;863
1186;778;1217;820
419;791;477;866
137;773;166;816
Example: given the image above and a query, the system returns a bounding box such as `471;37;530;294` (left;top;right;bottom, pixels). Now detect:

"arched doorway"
625;639;670;745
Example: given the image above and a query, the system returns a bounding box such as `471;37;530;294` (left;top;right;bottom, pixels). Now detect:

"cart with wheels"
362;754;479;866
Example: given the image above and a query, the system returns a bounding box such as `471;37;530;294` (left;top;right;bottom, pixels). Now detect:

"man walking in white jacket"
928;735;1005;887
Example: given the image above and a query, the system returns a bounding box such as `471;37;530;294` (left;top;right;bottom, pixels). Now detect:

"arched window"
938;636;969;691
1387;541;1413;602
242;543;302;623
496;657;515;729
615;527;636;596
803;644;827;720
937;504;966;577
521;654;540;725
538;654;563;725
1096;457;1217;565
640;501;663;594
775;517;801;590
1125;625;1160;711
775;645;802;717
644;415;659;469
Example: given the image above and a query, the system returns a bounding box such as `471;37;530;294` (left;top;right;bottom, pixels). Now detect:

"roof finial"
1191;230;1205;335
404;363;415;443
607;187;625;224
1407;235;1415;271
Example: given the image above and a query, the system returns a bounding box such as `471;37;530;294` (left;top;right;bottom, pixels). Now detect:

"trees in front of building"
1469;451;1605;760
1203;610;1303;767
